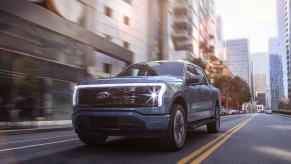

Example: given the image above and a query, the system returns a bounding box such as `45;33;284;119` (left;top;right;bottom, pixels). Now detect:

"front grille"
77;86;160;108
76;116;145;130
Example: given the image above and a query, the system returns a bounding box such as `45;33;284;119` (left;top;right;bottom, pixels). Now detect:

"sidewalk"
0;120;73;135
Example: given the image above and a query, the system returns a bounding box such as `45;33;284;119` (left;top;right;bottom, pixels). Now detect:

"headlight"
72;86;78;106
145;83;167;106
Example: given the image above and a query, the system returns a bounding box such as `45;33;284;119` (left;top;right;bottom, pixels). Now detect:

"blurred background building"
169;0;216;61
256;92;266;106
251;52;271;109
264;0;286;109
0;0;133;121
269;54;284;110
284;0;291;99
215;15;226;61
0;0;219;122
225;39;251;86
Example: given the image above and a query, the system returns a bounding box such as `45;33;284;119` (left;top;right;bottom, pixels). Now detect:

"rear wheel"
207;105;220;133
160;104;187;150
77;133;108;145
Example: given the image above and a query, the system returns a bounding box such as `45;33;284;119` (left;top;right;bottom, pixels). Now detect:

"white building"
225;39;251;85
33;0;218;76
215;15;226;61
43;0;162;77
169;0;216;61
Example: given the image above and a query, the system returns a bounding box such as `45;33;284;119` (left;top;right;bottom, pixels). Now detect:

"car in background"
220;107;227;116
256;105;264;113
264;109;272;114
229;109;240;115
239;110;247;114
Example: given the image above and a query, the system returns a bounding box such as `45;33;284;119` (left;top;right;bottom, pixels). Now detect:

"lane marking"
0;138;78;152
220;115;243;120
0;135;76;145
177;116;254;164
191;116;254;163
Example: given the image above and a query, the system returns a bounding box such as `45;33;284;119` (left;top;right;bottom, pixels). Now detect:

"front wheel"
160;104;187;150
207;105;220;133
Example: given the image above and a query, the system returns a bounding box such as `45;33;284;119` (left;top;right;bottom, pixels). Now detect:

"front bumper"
72;109;170;137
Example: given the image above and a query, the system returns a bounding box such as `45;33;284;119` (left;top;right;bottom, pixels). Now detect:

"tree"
199;34;215;55
213;76;251;109
232;76;252;108
279;98;288;110
187;57;206;70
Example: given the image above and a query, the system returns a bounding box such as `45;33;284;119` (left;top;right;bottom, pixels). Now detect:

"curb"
0;126;73;135
0;120;72;127
272;112;291;118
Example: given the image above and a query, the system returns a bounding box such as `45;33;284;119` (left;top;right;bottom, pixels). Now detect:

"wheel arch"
171;96;188;120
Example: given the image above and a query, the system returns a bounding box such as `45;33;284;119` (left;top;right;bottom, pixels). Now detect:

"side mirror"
187;75;203;85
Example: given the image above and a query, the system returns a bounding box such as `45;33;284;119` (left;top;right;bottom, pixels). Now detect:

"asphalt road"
0;114;291;164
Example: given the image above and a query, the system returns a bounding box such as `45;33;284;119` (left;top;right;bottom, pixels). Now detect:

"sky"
216;0;277;53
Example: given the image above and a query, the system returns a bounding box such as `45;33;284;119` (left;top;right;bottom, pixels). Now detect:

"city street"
0;114;291;164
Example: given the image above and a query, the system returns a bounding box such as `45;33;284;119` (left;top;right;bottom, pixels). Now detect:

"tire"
160;104;187;150
77;133;108;145
207;105;220;133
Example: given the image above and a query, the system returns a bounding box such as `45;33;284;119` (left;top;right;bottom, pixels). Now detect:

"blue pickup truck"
72;60;221;150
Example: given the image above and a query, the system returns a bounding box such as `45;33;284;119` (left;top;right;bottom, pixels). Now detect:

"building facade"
256;92;266;106
251;52;272;108
169;0;216;61
284;0;291;98
215;15;226;61
42;0;163;77
254;74;267;94
0;0;218;122
225;39;251;85
268;0;287;98
269;54;284;110
0;0;133;121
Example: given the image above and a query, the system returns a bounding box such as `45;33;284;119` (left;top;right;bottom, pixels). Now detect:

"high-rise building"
216;16;223;41
215;15;226;61
269;0;287;98
225;39;251;85
41;0;163;77
250;61;255;98
269;54;284;109
256;92;266;106
169;0;216;61
278;0;286;38
284;0;291;98
254;74;267;94
251;52;271;108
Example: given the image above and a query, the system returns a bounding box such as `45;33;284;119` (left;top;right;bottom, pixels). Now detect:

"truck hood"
78;76;184;85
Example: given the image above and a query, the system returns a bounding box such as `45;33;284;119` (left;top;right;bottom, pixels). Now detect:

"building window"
123;16;130;25
104;6;112;17
123;0;132;5
123;41;129;49
104;63;112;74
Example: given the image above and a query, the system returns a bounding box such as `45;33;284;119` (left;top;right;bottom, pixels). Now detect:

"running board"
187;117;212;130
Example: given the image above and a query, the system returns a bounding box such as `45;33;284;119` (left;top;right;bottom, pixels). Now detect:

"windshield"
117;61;184;77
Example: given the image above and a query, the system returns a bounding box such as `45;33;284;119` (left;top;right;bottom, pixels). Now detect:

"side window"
186;65;198;78
195;67;208;85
